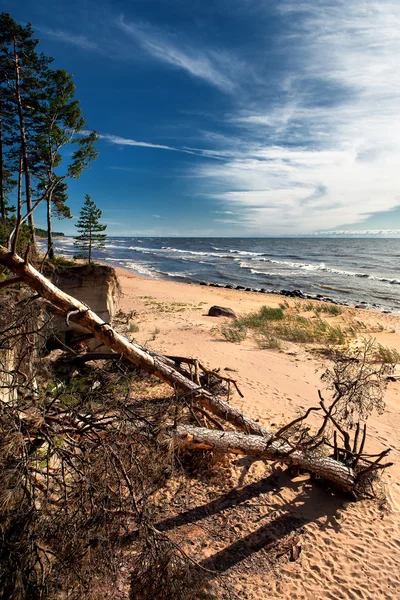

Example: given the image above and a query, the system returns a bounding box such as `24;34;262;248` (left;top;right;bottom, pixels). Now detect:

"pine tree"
0;13;52;245
0;13;98;255
35;68;98;259
74;195;107;263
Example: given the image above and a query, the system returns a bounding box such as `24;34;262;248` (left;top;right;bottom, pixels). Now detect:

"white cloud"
191;0;400;233
99;133;179;151
93;131;235;160
115;15;239;93
36;26;100;50
44;2;400;235
310;229;400;236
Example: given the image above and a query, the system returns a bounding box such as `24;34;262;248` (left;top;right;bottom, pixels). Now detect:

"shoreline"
105;260;395;314
38;237;400;313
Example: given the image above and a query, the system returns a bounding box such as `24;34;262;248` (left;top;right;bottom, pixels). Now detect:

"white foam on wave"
229;249;265;256
57;237;74;245
105;257;158;278
129;245;228;259
248;256;400;284
124;262;159;278
159;271;193;280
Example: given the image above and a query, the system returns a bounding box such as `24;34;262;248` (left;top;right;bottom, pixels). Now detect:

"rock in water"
208;305;237;318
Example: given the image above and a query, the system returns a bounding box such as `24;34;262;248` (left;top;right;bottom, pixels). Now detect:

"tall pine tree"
0;13;98;254
34;68;98;258
0;13;51;244
74;195;107;263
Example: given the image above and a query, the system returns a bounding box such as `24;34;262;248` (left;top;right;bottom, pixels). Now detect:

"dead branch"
0;245;392;494
0;276;22;290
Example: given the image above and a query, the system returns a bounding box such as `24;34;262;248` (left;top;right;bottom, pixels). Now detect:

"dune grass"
297;300;342;316
375;344;400;364
221;304;348;348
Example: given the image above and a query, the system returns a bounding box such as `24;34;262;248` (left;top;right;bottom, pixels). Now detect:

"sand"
115;266;400;600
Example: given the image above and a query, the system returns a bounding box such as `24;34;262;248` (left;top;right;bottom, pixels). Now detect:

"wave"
159;271;193;280
248;257;400;284
129;245;230;259
104;257;158;278
123;261;159;278
229;249;265;256
161;246;227;257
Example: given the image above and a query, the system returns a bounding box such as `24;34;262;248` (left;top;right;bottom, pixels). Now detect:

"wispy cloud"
92;131;233;160
35;26;99;51
37;1;400;235
99;133;180;151
189;0;400;233
115;15;239;93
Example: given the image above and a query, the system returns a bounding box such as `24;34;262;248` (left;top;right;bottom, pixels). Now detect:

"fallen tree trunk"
172;424;356;490
0;246;268;437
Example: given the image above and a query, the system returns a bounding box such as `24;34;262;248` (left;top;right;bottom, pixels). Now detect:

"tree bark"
0;100;4;223
17;154;23;222
13;38;35;248
172;424;356;491
89;225;92;263
47;194;54;260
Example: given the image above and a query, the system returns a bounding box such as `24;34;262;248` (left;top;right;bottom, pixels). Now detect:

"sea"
43;237;400;313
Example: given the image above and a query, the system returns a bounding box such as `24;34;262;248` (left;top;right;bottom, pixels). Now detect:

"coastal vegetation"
73;194;107;263
221;304;348;347
34;227;65;238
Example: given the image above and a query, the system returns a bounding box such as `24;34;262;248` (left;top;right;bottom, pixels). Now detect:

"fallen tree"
0;244;393;494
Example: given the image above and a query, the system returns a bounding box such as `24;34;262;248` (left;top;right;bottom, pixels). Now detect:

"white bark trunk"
172;424;356;490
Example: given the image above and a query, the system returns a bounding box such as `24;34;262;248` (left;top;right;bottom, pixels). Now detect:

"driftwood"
172;425;356;489
0;245;392;493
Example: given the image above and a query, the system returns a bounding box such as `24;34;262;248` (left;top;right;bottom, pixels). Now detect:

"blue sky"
4;0;400;236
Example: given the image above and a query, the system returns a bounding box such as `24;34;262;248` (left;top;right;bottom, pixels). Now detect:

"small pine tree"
74;195;107;263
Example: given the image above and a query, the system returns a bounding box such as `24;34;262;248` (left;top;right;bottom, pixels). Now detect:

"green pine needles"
74;195;107;263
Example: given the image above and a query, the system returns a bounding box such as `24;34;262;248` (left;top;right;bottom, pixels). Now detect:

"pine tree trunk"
89;226;92;263
0;100;4;223
17;154;23;221
47;195;54;260
13;38;35;248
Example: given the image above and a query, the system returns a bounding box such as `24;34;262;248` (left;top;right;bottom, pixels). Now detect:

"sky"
4;0;400;237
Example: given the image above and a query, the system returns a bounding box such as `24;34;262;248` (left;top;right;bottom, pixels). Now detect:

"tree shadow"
124;464;345;576
199;474;344;573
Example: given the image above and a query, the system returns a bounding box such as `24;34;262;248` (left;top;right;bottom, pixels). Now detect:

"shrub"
221;322;247;343
375;344;400;365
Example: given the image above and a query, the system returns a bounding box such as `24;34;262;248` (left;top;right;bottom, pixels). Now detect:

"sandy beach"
114;265;400;600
